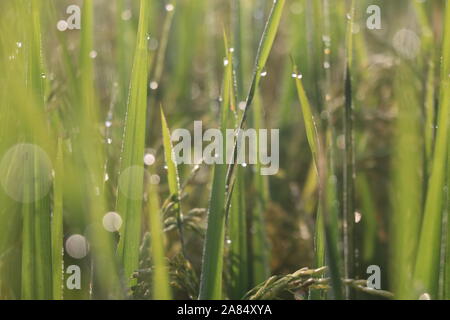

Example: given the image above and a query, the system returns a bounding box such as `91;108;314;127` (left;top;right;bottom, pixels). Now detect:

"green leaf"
116;0;150;285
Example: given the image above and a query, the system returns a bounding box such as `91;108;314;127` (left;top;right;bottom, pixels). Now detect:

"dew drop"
165;4;175;12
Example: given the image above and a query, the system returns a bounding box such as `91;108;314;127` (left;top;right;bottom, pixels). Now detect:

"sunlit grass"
0;0;449;301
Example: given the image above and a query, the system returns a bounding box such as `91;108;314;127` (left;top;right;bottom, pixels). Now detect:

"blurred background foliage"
0;0;449;300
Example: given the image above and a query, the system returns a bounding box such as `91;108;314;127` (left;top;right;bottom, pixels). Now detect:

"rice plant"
0;0;449;302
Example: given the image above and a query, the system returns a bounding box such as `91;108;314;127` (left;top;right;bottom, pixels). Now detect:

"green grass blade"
292;60;342;299
160;108;185;254
198;39;235;300
229;166;249;299
147;177;172;300
116;0;150;285
250;92;270;287
342;1;355;299
51;139;64;300
391;63;423;299
292;63;320;165
414;0;450;299
226;0;285;187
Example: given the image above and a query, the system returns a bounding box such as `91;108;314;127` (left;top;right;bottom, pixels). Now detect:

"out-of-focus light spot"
419;293;431;300
144;153;156;166
121;10;132;21
393;28;421;60
150;81;159;90
65;234;89;259
355;211;362;223
57;20;68;32
150;174;160;185
89;50;97;59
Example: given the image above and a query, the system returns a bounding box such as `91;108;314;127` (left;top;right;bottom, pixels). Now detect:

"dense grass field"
0;0;449;300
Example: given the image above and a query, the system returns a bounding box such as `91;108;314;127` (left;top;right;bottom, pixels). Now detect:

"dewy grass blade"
225;0;285;188
292;59;324;299
160;108;185;255
227;39;250;299
414;0;450;299
147;177;172;300
292;60;342;299
198;39;234;300
116;0;150;285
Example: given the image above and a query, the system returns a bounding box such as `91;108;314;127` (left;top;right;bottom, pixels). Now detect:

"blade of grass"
51;139;64;300
229;165;249;299
292;60;342;299
116;0;150;285
160;107;185;256
227;40;250;299
414;0;450;299
225;0;285;189
250;91;271;287
342;0;355;299
147;175;172;300
198;36;234;300
391;63;423;299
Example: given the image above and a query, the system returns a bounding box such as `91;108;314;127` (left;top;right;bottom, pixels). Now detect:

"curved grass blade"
160;108;185;255
225;0;285;188
292;60;342;299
